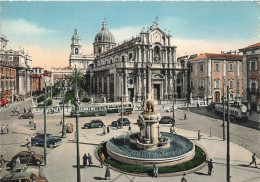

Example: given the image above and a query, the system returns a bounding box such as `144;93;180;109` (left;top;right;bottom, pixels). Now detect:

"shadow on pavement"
93;177;105;180
67;140;99;146
194;172;208;175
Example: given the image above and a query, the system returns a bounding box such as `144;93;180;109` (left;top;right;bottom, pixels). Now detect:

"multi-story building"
239;42;260;112
87;20;190;103
32;66;44;95
69;29;94;70
189;53;243;104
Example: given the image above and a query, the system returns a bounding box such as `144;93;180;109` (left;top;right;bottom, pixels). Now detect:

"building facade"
69;29;94;71
189;53;243;104
87;21;190;103
239;43;260;112
32;66;44;95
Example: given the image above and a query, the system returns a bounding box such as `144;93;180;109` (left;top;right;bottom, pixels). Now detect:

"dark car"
82;119;104;129
31;134;62;148
111;118;130;127
159;116;174;124
6;151;43;168
19;113;34;119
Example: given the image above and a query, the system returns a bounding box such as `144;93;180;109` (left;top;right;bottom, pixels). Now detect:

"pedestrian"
107;125;110;133
60;118;62;125
27;141;32;151
184;113;187;120
100;152;105;168
208;159;213;175
198;130;202;140
87;153;93;167
128;124;132;132
74;132;77;142
0;155;6;169
181;173;187;182
153;164;158;178
6;125;9;134
1;124;4;134
34;123;36;130
24;108;26;113
249;153;258;168
105;164;111;180
103;125;106;135
83;153;88;168
116;121;119;130
120;120;123;129
16;157;20;165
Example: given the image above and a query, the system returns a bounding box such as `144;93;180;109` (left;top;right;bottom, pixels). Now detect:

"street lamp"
43;78;47;166
61;77;66;138
172;71;176;125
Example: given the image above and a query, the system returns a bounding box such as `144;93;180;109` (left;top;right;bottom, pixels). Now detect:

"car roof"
162;116;172;118
11;172;33;178
90;119;102;122
15;151;35;156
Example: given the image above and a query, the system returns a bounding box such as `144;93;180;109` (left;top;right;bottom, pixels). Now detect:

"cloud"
110;26;141;44
1;19;54;35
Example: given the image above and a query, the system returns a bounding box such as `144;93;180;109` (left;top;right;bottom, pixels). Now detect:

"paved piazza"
0;99;259;182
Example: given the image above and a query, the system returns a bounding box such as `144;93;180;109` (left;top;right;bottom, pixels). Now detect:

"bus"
104;102;133;113
214;103;248;121
70;103;107;117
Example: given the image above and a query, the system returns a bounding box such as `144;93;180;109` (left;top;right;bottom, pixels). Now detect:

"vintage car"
7;151;43;168
82;120;104;129
159;116;175;124
2;172;48;182
111;118;130;127
19;112;34;119
31;134;62;148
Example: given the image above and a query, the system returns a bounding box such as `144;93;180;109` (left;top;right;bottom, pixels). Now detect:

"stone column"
164;73;168;99
97;77;99;94
114;72;117;101
101;76;104;94
137;71;142;102
124;70;128;101
107;76;110;100
89;75;92;93
150;122;158;143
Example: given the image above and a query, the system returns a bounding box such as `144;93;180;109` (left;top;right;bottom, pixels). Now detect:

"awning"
1;98;8;106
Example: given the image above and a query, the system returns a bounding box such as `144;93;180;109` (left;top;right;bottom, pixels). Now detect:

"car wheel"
36;160;42;166
98;125;102;128
20;116;23;119
49;144;54;148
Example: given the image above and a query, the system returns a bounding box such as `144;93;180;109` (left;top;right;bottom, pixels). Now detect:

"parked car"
66;123;73;133
2;172;48;182
120;110;132;115
6;151;43;168
82;119;104;129
159;116;174;124
166;107;177;112
111;118;130;127
31;134;62;148
19;113;34;119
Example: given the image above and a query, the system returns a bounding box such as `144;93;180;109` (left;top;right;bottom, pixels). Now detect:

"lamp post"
121;78;123;126
61;77;66;138
172;71;175;125
222;82;225;141
43;78;47;166
74;66;81;182
227;86;230;182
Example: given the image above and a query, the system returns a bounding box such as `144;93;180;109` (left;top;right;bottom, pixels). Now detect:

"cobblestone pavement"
1;98;259;181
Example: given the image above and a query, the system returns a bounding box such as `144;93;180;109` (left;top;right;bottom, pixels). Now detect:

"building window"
1;81;4;91
200;80;204;89
129;53;133;61
190;65;193;72
122;56;125;62
249;79;258;93
229;79;234;89
10;81;12;88
75;48;78;55
214;62;220;72
229;63;233;72
200;63;204;72
39;69;41;73
229;92;234;101
250;60;257;71
214;79;220;89
13;81;15;89
190;80;194;89
6;81;8;90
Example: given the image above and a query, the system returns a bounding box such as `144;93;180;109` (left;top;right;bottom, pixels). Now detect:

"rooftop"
192;53;242;60
239;42;260;51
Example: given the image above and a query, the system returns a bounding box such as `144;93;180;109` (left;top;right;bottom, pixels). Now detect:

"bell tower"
70;29;81;56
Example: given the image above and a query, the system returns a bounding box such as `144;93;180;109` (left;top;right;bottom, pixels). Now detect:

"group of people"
1;125;9;134
103;125;110;135
82;153;93;168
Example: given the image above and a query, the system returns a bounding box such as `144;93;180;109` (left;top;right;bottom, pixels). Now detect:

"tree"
68;68;86;90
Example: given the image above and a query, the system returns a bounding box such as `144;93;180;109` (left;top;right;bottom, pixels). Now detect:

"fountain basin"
106;132;195;167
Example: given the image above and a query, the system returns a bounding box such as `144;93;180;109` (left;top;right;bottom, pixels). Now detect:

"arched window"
229;79;234;89
10;81;12;88
1;81;4;91
75;48;78;55
154;46;160;62
13;81;15;89
122;56;125;62
6;81;8;90
98;48;102;54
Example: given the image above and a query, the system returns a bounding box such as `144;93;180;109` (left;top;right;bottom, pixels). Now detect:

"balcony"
247;88;259;94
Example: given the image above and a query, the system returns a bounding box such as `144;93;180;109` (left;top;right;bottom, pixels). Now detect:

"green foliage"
68;69;86;90
52;87;60;97
37;95;44;103
97;143;206;174
46;99;52;106
64;90;75;104
81;96;90;102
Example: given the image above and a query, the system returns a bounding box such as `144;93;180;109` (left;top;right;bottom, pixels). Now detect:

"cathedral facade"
86;21;189;103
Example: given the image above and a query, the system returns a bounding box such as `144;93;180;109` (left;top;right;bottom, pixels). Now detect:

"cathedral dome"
94;21;115;43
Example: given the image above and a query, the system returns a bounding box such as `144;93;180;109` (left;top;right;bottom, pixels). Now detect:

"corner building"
88;21;187;102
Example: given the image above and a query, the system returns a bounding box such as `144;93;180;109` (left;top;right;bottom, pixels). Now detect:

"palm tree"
68;68;86;90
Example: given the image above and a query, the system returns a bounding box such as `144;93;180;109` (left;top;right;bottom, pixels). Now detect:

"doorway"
215;91;220;103
128;88;134;102
154;84;160;100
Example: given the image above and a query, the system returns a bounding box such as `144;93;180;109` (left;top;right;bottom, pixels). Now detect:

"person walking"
181;173;187;182
184;113;187;120
6;125;9;134
198;130;202;140
103;125;106;135
24;108;26;113
128;124;132;133
1;125;4;134
16;157;21;165
153;164;158;178
0;155;6;169
116;121;119;130
107;125;110;134
83;153;88;168
249;153;258;168
105;164;111;180
100;152;105;168
208;159;213;175
87;153;93;167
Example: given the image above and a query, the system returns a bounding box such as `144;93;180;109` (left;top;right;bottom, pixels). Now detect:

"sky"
0;1;259;70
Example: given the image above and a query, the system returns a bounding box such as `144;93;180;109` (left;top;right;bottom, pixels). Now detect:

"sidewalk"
43;125;260;182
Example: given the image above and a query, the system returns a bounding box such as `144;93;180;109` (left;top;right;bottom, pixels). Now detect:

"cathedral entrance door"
154;84;160;100
128;88;134;102
215;91;220;103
